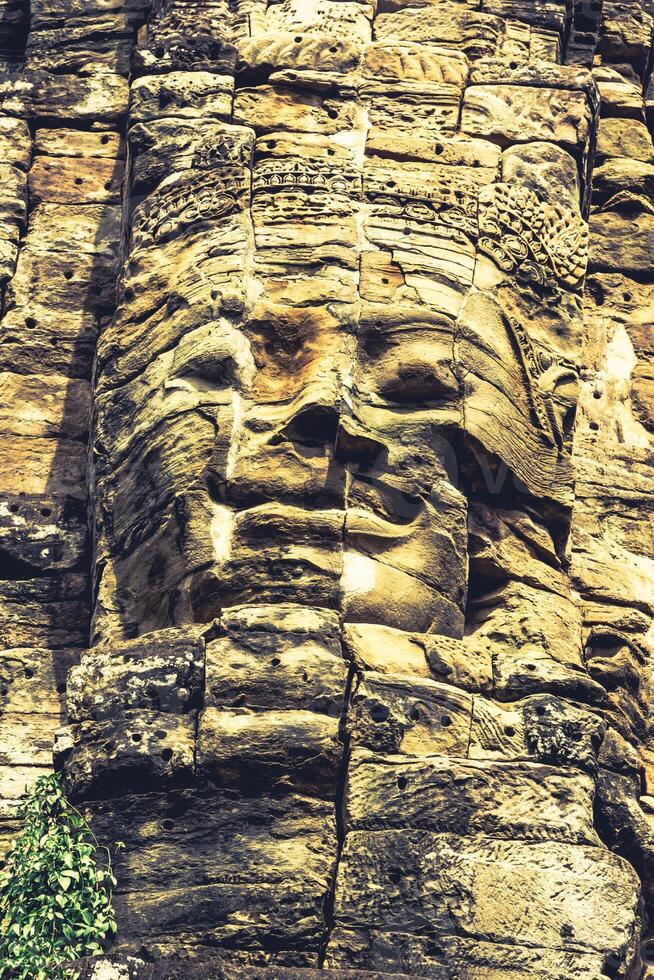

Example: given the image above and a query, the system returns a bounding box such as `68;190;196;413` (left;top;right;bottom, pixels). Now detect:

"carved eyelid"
169;326;256;388
172;349;238;384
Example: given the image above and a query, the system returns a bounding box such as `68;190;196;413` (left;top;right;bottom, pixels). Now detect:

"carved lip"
234;502;422;543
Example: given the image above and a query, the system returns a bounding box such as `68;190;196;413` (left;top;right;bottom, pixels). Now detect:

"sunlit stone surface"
1;0;654;977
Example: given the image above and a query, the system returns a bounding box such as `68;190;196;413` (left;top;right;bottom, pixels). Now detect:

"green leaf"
0;773;121;978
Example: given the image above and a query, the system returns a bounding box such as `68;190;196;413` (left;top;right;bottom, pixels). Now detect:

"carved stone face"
92;43;591;643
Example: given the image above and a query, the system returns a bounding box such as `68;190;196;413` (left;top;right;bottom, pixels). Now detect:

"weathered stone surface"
0;493;87;574
67;627;205;721
349;672;473;757
0;0;652;975
593;65;646;118
34;127;124;160
0;575;88;648
206;604;347;716
72;956;410;979
325;930;609;978
197;707;342;798
589;195;654;273
345;748;600;844
329;831;641;961
0;71;128;121
130;71;234;123
461;84;592;150
0;646;77;715
55;710;196;801
0;372;90;438
28;155;123;205
77;788;340;962
597;116;654;161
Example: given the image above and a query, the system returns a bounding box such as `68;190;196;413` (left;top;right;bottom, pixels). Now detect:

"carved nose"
278;402;387;470
335;417;387;470
281;404;339;448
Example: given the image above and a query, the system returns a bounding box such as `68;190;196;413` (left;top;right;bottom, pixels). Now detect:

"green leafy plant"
0;773;122;980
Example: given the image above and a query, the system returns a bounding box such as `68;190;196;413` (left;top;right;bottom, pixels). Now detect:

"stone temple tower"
1;0;654;977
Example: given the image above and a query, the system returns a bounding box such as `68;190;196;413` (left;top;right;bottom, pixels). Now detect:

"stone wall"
1;1;654;978
0;0;146;867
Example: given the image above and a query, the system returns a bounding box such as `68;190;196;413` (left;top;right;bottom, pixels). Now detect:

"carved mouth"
229;501;425;544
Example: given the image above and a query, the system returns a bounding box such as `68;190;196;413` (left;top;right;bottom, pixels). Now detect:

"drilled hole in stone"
155;729;167;739
74;177;83;185
24;667;34;679
435;143;444;155
504;726;515;737
25;317;36;329
162;819;175;831
155;47;165;58
593;390;602;399
326;108;339;119
101;135;110;145
302;672;309;682
64;270;73;281
623;292;632;302
9;504;19;513
104;181;113;191
441;715;452;727
294;36;301;43
131;733;142;742
270;657;281;666
41;507;51;517
410;706;421;721
535;705;546;716
397;776;408;790
56;683;66;694
371;703;389;723
161;748;173;762
589;421;599;431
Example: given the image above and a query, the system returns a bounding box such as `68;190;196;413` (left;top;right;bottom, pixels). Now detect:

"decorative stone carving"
1;1;654;978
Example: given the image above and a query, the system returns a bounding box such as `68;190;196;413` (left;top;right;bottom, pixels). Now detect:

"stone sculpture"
0;0;654;977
